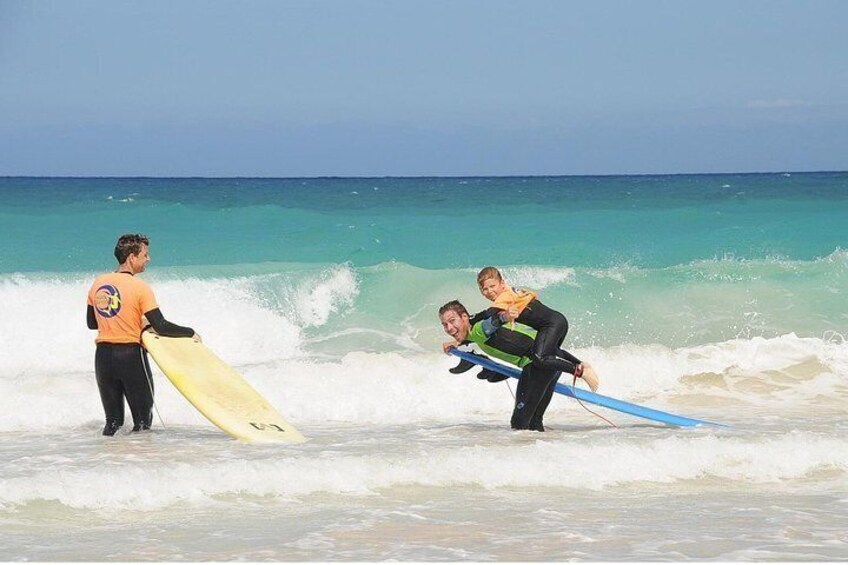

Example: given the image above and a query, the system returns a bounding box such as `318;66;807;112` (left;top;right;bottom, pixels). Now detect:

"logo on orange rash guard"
94;284;122;317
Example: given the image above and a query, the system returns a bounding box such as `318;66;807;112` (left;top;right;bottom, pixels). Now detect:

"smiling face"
440;308;471;343
479;276;507;302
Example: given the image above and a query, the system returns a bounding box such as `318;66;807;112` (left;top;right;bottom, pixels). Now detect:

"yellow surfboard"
142;330;305;443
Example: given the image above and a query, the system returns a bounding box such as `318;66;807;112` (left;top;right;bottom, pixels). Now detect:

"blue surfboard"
449;349;724;428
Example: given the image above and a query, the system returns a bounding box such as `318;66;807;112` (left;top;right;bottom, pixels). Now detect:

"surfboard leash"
572;375;618;428
139;346;167;430
505;372;617;428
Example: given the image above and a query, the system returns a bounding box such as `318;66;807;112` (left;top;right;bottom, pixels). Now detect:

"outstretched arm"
144;308;195;338
469;307;501;325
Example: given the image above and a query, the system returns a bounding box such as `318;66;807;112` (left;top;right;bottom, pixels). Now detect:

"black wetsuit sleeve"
469;307;501;326
144;308;195;338
87;305;98;329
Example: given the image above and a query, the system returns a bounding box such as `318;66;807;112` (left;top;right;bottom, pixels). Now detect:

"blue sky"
1;0;846;176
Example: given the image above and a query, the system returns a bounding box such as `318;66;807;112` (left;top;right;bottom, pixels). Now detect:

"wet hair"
114;233;150;264
438;300;469;318
476;266;503;287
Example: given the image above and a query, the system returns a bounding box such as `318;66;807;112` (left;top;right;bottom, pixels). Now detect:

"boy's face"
479;277;506;302
440;309;470;342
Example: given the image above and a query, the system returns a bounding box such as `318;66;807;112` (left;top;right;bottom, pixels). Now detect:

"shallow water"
3;407;847;561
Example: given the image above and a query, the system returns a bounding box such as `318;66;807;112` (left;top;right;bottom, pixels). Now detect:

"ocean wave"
2;430;845;510
0;256;844;428
293;265;359;327
1;255;845;359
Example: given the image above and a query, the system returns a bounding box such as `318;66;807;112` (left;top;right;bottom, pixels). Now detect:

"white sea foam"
2;430;845;510
0;274;96;377
579;333;848;411
499;266;577;290
0;273;303;377
153;277;302;365
586;263;641;283
1;331;845;432
293;265;359;327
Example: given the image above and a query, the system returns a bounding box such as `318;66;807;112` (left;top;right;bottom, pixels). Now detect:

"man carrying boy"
439;299;565;432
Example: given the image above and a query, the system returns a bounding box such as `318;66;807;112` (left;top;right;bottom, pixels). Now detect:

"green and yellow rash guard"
465;319;537;368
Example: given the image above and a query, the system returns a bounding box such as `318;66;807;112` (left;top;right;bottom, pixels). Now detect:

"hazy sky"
1;0;847;176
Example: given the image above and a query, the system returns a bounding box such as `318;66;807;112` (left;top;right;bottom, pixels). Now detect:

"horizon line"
1;169;846;181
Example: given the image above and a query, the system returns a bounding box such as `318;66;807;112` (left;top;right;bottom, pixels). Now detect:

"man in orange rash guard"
87;234;197;436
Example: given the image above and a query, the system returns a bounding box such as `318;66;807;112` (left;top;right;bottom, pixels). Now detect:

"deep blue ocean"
2;173;848;560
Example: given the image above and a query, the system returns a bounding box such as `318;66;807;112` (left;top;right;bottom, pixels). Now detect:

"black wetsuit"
481;298;583;376
464;312;565;432
87;306;193;435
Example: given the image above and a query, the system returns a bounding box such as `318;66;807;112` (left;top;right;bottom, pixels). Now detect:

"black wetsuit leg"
557;348;582;367
130;350;154;432
95;345;126;434
511;364;560;431
528;372;560;432
517;300;582;375
95;343;154;434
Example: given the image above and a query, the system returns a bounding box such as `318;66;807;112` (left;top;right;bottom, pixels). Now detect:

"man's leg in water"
95;345;126;436
511;364;559;431
511;368;535;430
529;372;560;432
112;345;154;432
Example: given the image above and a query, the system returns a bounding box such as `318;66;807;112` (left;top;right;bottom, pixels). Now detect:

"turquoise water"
2;173;848;560
2;173;847;272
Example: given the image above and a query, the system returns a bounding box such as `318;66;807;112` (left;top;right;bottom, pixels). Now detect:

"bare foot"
579;363;600;392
